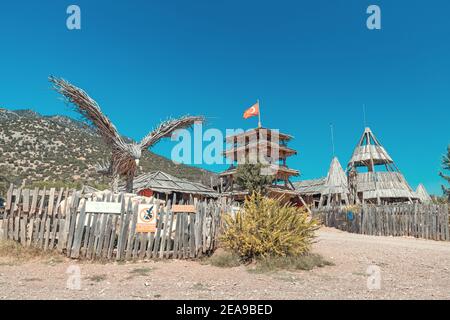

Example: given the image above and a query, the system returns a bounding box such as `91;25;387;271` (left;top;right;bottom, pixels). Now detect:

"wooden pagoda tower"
219;127;302;202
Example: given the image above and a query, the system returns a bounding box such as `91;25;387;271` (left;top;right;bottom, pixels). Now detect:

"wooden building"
120;171;218;201
219;127;306;205
347;127;418;204
295;157;349;208
415;183;432;203
296;128;422;207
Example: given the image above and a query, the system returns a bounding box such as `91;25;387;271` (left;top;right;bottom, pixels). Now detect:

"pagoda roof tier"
225;127;293;143
219;165;300;178
221;186;300;199
223;141;297;159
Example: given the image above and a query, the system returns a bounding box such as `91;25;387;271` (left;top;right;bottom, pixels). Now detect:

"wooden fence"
0;186;227;261
314;203;450;241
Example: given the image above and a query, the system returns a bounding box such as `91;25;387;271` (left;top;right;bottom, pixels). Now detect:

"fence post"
445;204;450;241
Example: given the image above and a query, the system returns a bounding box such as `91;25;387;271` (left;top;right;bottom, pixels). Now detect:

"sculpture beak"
135;159;140;166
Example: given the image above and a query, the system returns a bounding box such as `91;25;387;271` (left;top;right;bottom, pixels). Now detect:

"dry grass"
87;274;108;283
23;277;43;282
203;250;241;268
249;254;334;274
191;282;210;291
203;249;333;274
0;240;65;265
129;267;153;277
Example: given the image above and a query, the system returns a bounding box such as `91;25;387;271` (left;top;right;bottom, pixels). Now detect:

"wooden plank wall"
314;203;450;241
0;186;226;261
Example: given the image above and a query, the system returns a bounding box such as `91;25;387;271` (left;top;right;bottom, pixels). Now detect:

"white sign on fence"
85;201;122;214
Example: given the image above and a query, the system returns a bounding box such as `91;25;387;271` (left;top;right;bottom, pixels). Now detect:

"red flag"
243;102;260;119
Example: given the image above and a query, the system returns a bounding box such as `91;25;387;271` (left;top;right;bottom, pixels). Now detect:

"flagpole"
257;99;262;128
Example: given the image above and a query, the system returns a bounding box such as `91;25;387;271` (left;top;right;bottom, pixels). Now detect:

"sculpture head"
128;143;142;166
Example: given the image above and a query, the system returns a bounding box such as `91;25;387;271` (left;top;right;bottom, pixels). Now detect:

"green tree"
235;163;274;194
440;145;450;200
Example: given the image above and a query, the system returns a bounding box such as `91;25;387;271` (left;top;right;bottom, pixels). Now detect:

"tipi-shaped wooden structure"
318;157;350;207
295;157;349;208
415;183;432;203
347;127;418;204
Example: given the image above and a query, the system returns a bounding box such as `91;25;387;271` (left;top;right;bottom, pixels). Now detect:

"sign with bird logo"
136;204;157;233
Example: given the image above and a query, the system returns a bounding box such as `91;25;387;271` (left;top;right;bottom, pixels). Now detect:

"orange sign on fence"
172;205;196;214
136;204;157;233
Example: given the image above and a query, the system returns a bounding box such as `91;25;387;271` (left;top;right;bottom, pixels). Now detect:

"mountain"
0;108;217;193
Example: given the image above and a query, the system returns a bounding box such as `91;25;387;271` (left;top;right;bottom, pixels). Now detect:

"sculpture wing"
49;76;128;151
139;115;204;150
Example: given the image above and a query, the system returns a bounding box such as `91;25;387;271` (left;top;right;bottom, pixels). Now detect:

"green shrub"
27;181;83;190
221;193;319;261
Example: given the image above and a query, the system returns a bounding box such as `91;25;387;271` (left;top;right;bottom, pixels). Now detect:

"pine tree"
235;163;274;194
440;145;450;200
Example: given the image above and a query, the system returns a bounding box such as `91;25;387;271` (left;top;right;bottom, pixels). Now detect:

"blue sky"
0;0;449;195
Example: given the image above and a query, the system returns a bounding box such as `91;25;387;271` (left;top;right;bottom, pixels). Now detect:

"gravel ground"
1;227;450;300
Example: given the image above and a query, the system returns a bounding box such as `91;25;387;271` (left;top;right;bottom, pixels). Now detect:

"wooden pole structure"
330;123;335;157
257;99;262;128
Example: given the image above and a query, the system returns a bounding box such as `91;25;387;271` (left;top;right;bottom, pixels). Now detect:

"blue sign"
347;211;354;221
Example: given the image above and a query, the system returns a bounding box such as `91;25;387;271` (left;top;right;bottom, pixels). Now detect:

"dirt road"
1;227;450;300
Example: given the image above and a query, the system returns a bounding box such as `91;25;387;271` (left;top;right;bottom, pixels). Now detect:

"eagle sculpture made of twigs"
49;76;204;193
